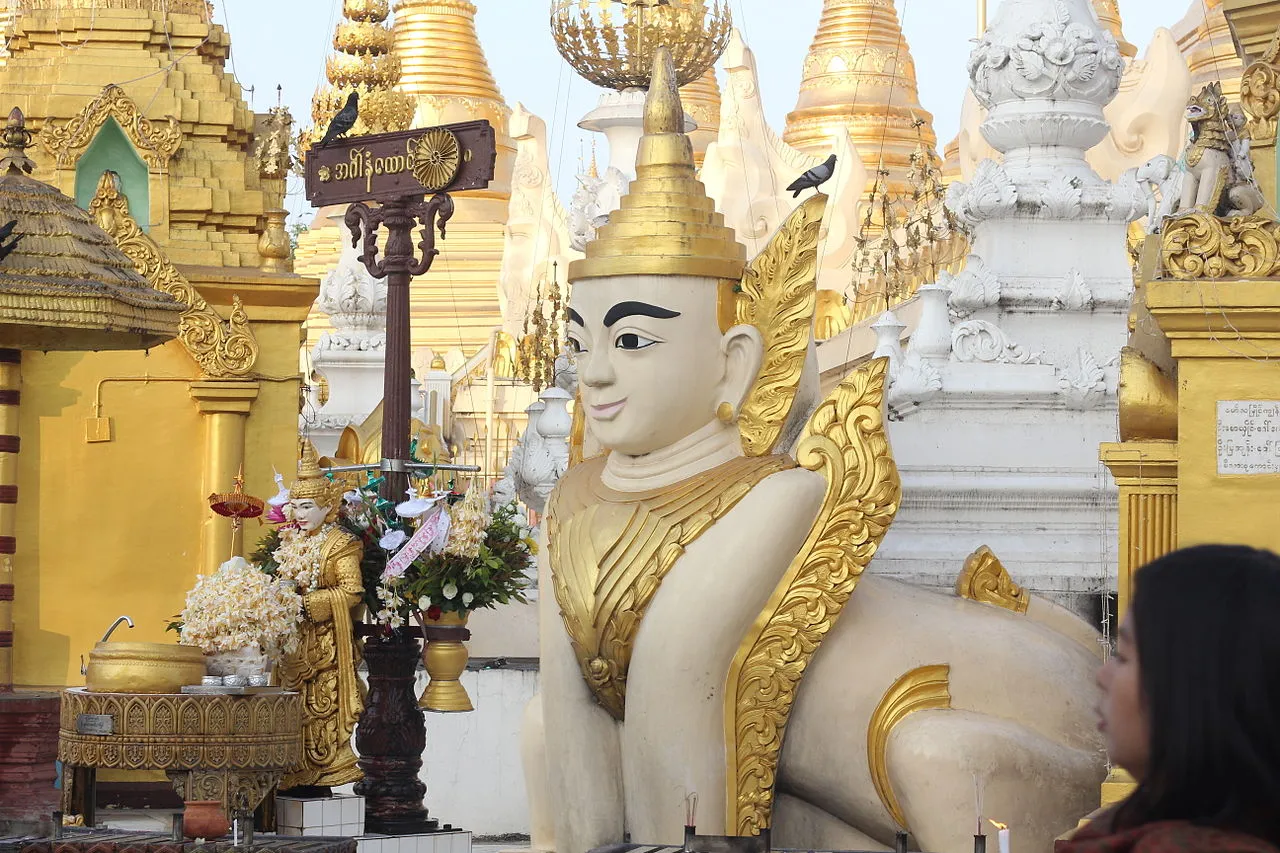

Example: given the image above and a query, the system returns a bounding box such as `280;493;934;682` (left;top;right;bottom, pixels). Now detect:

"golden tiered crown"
290;440;337;505
568;46;746;284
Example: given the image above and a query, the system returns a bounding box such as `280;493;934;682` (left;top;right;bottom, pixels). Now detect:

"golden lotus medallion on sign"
410;128;462;192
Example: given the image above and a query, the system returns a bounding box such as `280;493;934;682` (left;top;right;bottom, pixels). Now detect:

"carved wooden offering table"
57;688;302;826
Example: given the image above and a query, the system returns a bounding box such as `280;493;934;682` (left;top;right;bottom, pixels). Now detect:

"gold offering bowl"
84;642;206;694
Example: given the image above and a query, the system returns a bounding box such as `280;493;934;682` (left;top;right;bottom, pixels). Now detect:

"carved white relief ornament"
316;260;388;352
1056;348;1108;408
946;160;1018;228
967;0;1124;111
947;256;1001;318
952;320;1042;365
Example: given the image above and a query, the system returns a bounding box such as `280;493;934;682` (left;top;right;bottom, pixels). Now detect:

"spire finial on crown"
644;46;683;136
568;47;745;285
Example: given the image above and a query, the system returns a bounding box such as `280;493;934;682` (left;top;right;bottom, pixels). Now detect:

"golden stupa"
1173;0;1245;102
297;0;516;357
783;0;938;201
1093;0;1138;58
682;66;722;167
394;0;516;355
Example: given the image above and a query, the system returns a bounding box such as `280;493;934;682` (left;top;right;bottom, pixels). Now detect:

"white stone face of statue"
567;274;761;463
290;498;331;533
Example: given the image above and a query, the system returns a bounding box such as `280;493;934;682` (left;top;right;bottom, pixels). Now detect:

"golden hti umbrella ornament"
0;106;184;693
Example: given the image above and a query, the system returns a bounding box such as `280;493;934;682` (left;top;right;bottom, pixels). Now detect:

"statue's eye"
615;333;658;351
567;337;587;355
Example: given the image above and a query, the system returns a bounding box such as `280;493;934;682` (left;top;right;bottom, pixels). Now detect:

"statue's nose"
579;350;615;387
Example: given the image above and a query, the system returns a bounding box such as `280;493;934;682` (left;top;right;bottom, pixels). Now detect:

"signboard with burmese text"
304;120;497;207
1217;400;1280;475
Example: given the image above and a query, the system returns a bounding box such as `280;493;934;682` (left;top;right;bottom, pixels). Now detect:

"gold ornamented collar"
547;452;794;720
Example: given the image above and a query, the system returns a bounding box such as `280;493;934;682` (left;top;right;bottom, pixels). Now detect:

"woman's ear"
719;323;765;414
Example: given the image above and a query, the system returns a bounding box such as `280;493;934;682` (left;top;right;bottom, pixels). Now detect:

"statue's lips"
590;398;627;420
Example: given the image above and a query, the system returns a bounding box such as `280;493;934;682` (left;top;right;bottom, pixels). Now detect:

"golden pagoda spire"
392;0;513;205
394;0;506;111
306;0;414;149
784;0;937;201
1093;0;1137;58
682;66;722;168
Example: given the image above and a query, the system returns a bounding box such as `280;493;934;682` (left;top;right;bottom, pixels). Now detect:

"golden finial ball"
551;0;732;92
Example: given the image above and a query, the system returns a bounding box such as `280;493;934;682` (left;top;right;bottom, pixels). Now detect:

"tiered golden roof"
0;108;183;351
0;1;285;268
21;0;209;11
1173;0;1245;102
305;0;414;150
551;0;732;92
784;0;938;201
570;47;745;284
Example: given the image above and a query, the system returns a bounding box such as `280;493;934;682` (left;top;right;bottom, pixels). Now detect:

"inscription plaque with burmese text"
304;120;496;206
1217;400;1280;475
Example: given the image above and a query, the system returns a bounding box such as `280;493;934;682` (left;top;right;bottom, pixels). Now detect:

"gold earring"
717;402;735;425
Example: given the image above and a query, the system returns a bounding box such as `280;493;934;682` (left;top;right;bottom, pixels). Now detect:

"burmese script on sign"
1217;401;1280;475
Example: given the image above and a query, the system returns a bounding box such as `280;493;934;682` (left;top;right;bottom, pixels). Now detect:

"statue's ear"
720;323;765;414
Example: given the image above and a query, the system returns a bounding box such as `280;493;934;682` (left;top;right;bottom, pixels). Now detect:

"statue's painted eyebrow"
568;308;585;327
603;301;681;328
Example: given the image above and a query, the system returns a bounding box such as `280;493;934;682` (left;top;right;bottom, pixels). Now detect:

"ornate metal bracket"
344;194;456;280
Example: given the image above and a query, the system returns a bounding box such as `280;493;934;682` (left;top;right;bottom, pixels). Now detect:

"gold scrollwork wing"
866;664;952;831
955;545;1029;614
724;357;902;834
40;84;182;170
1242;27;1280;144
89;172;259;377
1161;211;1280;280
736;193;828;457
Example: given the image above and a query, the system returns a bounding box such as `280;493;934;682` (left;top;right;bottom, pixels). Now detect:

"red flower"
426;605;442;621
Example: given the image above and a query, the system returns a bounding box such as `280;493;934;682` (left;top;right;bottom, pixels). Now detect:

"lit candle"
989;820;1009;853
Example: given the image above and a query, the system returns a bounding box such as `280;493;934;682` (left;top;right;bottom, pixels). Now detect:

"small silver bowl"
201;675;224;686
247;674;270;687
222;674;249;687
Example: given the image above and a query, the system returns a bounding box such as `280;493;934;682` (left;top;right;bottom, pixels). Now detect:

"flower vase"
420;611;473;712
205;646;266;678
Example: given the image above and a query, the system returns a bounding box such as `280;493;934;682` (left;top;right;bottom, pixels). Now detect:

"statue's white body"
527;37;1108;851
528;270;1105;853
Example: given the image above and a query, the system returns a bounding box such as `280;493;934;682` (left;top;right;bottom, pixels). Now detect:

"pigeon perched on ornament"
319;92;359;148
787;154;837;198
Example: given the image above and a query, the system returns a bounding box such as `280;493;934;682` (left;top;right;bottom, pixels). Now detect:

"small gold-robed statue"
275;440;365;792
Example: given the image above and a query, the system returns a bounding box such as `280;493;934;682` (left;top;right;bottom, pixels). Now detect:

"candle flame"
989;820;1007;831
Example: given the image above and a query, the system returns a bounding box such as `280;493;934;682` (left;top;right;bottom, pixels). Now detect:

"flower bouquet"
178;556;304;677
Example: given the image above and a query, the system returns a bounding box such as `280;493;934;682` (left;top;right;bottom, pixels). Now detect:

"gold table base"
57;688;303;824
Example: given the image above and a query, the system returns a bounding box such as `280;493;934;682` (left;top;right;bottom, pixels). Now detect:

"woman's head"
1102;544;1280;839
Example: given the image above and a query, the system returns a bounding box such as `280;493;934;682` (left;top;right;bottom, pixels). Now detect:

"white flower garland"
272;524;334;594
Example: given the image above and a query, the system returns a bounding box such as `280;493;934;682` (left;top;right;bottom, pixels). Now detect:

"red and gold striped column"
0;348;20;691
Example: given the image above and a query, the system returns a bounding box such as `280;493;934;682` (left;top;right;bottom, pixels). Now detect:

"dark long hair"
1115;544;1280;843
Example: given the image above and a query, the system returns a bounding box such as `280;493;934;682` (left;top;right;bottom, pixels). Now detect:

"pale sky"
212;0;1201;225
